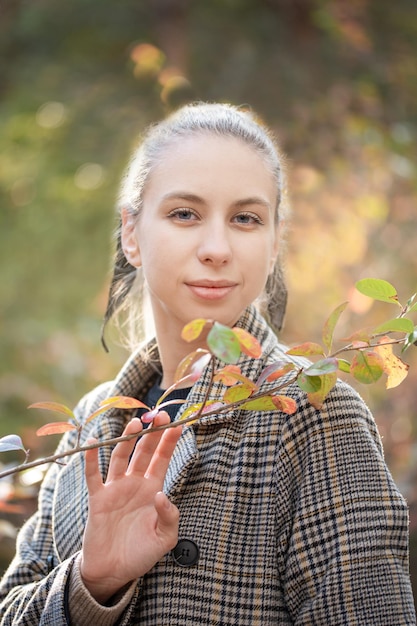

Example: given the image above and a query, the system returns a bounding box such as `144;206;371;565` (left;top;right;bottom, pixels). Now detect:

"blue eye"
233;212;263;225
168;208;197;221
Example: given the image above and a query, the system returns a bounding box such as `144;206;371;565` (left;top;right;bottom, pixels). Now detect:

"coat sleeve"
0;425;79;625
278;381;416;625
0;383;139;626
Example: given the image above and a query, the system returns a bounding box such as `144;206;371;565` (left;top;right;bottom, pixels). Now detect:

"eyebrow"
161;191;272;211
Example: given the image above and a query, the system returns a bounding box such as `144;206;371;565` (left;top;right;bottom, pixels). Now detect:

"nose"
197;223;232;266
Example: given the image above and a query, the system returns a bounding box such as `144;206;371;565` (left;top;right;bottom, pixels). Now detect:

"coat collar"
53;306;281;560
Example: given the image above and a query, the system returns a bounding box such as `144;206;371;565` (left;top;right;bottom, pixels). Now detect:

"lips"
185;280;238;300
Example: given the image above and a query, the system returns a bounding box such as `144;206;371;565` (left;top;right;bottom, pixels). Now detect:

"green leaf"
0;434;26;453
408;302;417;313
304;357;339;376
307;372;338;410
350;351;384;384
337;358;351;374
355;278;400;305
207;322;241;364
286;342;325;357
402;328;417;353
322;302;348;353
223;384;253;403
374;318;414;334
239;395;296;413
297;373;322;394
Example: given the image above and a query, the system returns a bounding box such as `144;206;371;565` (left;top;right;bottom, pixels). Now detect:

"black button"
171;539;200;567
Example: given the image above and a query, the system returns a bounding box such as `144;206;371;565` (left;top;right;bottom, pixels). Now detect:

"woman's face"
122;134;279;340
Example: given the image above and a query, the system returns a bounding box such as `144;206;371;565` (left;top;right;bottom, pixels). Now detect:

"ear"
121;207;142;267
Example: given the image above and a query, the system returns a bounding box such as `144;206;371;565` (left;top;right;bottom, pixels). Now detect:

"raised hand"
80;413;182;603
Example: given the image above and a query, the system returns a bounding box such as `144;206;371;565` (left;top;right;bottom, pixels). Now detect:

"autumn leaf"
322;302;348;353
86;396;149;424
181;318;210;342
240;394;296;415
286;342;325;357
375;336;409;389
174;349;210;381
337;359;351;374
256;361;295;386
223;383;253;403
271;395;297;414
207;322;241;364
307;372;337;410
178;401;224;423
231;327;262;358
296;372;322;394
36;422;78;436
213;365;243;386
303;357;339;377
28;402;77;422
350;350;384;384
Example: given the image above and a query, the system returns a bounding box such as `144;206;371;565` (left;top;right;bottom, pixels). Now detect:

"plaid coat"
0;306;415;625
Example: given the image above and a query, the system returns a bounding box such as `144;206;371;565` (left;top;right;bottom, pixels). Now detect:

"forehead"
143;134;277;204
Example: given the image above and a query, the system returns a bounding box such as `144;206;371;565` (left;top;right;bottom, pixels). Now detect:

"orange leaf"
375;337;409;389
86;397;149;424
213;365;242;386
232;327;262;358
213;366;257;390
181;318;210;342
266;363;295;381
36;422;77;436
271;395;297;414
28;402;75;420
100;396;149;409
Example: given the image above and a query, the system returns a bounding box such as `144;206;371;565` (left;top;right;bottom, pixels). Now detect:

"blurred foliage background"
0;0;416;603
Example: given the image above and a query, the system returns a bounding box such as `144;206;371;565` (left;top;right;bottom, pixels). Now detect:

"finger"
106;417;143;481
127;411;172;476
154;491;179;548
84;438;103;496
145;423;183;482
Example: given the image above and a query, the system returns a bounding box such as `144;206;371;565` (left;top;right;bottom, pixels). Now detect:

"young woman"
0;103;415;625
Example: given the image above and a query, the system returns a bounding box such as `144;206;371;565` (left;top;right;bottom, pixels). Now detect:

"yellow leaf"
28;402;75;420
232;327;262;358
375;337;409;389
181;319;209;342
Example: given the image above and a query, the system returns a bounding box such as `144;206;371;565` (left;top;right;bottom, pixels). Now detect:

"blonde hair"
102;102;289;351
